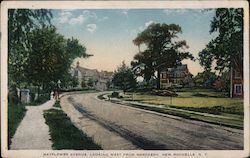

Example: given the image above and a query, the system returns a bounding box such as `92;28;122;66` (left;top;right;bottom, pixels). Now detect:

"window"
234;84;242;95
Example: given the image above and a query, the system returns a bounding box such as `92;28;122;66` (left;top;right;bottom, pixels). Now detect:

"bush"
111;91;119;98
8;86;19;104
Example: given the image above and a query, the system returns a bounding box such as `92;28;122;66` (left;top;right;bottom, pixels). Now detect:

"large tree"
8;9;53;88
8;9;53;104
199;8;243;74
131;23;193;89
112;62;137;93
26;27;90;92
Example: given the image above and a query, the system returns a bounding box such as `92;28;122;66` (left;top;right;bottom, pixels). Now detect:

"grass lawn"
44;105;101;150
124;88;243;115
53;100;61;108
8;103;26;148
117;88;244;128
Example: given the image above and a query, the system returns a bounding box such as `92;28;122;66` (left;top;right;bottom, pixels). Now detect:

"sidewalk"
10;99;55;150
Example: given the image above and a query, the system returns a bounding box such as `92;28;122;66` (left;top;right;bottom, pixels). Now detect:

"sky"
51;9;217;76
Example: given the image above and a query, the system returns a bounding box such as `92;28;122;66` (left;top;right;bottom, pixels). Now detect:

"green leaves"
8;9;53;87
199;8;243;74
27;27;89;90
131;23;193;88
112;62;137;92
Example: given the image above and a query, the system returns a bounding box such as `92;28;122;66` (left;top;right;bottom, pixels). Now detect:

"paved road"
10;100;55;150
61;92;243;150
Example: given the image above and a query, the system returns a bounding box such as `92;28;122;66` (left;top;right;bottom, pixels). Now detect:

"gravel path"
61;92;243;150
10;100;55;150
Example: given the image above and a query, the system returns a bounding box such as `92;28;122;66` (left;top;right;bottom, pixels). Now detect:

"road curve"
61;92;243;150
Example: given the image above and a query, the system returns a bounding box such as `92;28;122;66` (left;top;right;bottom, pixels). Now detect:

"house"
231;68;243;98
72;61;113;91
160;64;193;89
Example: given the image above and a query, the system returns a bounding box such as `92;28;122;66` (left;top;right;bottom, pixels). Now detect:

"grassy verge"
44;105;101;150
123;102;243;129
8;103;26;148
53;101;61;108
123;92;243;115
102;89;243;129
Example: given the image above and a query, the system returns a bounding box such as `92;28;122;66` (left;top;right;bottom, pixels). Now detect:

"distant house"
72;61;113;91
231;68;243;98
160;64;193;89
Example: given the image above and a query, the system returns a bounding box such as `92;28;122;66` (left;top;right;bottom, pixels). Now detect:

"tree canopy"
198;8;243;74
131;23;193;89
112;61;137;93
8;9;91;93
8;9;53;87
26;27;90;91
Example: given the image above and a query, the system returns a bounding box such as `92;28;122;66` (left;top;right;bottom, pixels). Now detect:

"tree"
112;62;137;93
198;8;243;74
194;71;217;88
87;78;94;87
8;9;53;103
26;27;90;92
8;9;53;88
131;23;193;89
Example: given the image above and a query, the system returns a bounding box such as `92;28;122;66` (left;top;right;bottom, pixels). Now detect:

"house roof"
75;66;113;78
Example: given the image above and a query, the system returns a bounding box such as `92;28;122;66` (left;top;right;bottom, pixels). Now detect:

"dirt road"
61;92;243;150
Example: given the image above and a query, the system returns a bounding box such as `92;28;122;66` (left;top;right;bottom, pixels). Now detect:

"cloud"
57;10;98;25
82;10;98;20
69;15;85;25
87;24;97;33
145;20;154;27
121;9;129;17
139;20;155;31
98;16;109;22
58;10;72;23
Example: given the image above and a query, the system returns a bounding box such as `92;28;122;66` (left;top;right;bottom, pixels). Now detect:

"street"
60;92;243;150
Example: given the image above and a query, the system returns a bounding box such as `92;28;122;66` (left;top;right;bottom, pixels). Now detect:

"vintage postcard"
1;1;249;158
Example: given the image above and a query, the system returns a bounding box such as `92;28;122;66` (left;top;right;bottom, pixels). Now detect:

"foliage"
53;101;61;108
194;71;217;88
87;78;94;87
112;61;137;93
213;71;230;93
8;85;19;105
131;23;194;89
26;27;90;92
29;93;50;106
44;108;101;149
81;81;86;88
198;8;243;74
8;103;26;148
8;9;53;88
111;91;119;98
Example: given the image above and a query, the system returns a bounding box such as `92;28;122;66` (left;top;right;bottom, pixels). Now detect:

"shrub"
111;91;119;98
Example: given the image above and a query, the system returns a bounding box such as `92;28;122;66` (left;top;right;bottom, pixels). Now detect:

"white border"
1;1;249;158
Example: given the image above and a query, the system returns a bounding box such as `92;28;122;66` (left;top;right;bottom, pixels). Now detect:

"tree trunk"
156;69;161;89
